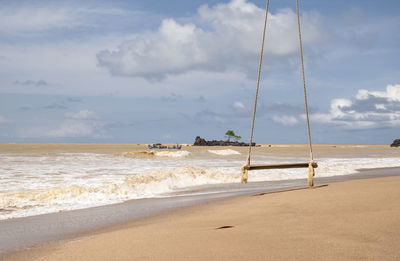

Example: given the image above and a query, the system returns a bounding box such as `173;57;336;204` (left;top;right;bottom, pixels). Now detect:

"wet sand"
3;173;400;261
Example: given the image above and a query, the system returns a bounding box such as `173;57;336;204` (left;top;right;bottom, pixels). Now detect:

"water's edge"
1;167;400;256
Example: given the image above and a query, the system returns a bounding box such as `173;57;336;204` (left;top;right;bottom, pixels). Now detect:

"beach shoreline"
2;166;400;260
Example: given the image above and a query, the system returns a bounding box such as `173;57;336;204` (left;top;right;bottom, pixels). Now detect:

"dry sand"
5;176;400;261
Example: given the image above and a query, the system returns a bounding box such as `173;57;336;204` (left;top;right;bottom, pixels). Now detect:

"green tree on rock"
225;130;235;142
226;130;241;142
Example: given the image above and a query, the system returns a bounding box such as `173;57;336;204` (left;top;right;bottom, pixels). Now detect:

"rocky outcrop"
390;139;400;147
193;136;255;146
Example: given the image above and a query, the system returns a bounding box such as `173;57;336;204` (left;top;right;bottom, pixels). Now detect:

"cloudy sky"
0;0;399;144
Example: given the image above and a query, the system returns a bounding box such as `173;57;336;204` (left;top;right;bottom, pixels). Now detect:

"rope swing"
241;0;317;187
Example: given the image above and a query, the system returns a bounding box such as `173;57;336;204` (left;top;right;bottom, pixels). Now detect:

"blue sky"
0;0;399;144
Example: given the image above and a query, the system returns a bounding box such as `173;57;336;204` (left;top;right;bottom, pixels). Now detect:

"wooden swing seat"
243;162;318;171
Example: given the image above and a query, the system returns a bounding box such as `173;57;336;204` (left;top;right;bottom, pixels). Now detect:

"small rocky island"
193;136;255;146
390;139;400;147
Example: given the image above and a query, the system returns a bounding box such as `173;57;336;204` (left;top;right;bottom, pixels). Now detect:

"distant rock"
390;139;400;147
193;136;255;146
194;136;208;146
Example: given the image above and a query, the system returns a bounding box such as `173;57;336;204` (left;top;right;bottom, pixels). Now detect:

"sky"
0;0;399;144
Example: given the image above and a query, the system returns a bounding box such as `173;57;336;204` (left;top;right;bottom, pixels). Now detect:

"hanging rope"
242;0;316;187
296;0;315;187
241;0;270;184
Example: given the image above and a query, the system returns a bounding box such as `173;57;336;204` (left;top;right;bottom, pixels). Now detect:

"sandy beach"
4;175;400;261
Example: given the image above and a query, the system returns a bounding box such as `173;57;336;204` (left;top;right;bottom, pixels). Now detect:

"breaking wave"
208;149;240;156
0;166;240;219
115;150;191;158
2;148;400;220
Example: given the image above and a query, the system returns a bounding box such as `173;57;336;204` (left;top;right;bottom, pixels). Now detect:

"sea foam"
0;166;238;219
1;148;400;220
116;150;191;158
208;149;240;156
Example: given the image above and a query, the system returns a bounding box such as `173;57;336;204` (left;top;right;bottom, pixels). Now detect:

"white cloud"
42;110;104;138
18;121;104;139
45;110;103;138
97;0;329;79
311;84;400;130
330;98;353;118
272;115;299;126
232;101;251;117
47;120;98;138
233;101;245;110
14;80;48;87
356;84;400;102
0;6;81;34
65;110;97;120
0;115;6;124
0;4;132;35
375;104;386;110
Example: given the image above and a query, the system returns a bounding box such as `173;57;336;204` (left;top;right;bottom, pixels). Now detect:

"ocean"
1;143;399;220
